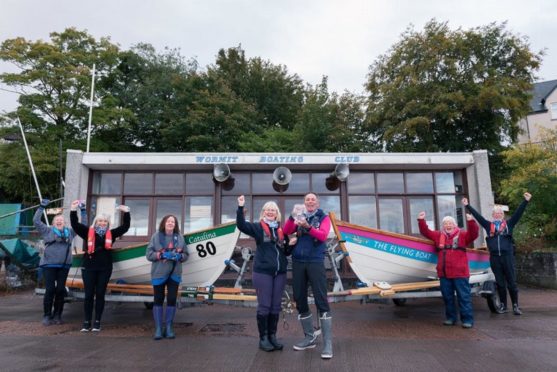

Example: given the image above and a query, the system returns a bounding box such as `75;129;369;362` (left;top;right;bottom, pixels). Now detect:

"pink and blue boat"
330;215;492;286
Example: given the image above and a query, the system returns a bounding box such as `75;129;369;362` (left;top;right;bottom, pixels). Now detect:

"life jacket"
260;221;284;242
489;220;508;237
87;227;113;255
158;232;182;253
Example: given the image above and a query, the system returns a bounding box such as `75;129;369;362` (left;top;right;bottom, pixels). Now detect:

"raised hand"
462;197;469;206
418;211;426;220
40;199;50;208
524;192;532;201
238;195;245;207
117;204;130;213
71;200;80;211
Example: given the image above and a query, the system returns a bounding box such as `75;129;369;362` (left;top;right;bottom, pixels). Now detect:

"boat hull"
333;219;491;286
68;222;240;287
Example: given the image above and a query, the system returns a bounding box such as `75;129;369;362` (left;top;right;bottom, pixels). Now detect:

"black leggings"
153;279;179;306
292;261;330;316
490;254;519;305
82;269;112;322
42;267;69;317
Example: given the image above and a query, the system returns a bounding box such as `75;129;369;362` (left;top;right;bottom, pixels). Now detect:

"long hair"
259;201;282;222
158;214;180;234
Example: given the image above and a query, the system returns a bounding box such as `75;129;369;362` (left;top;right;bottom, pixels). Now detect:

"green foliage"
365;20;542;154
0;28;124;201
499;129;557;245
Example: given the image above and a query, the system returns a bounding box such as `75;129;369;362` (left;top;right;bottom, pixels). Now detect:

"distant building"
518;79;557;144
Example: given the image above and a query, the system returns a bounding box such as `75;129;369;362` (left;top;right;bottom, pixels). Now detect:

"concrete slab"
1;286;556;371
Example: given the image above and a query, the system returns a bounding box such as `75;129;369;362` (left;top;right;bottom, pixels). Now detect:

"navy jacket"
236;206;288;276
466;200;528;256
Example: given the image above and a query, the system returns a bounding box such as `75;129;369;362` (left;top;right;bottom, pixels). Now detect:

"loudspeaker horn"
272;166;292;186
332;163;349;182
213;163;231;182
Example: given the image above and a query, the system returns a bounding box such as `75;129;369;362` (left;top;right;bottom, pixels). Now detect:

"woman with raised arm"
236;195;292;352
33;199;75;326
70;200;130;332
418;208;478;328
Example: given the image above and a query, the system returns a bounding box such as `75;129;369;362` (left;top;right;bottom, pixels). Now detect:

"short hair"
304;192;320;200
259;201;282;222
158;214;181;234
91;213;111;229
442;216;456;226
492;205;505;214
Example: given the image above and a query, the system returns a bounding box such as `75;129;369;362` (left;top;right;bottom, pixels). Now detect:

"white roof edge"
75;150;478;166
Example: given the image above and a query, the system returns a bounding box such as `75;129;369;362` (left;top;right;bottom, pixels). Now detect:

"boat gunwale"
71;221;238;258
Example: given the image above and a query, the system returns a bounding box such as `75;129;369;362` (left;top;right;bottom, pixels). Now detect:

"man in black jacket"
463;192;531;315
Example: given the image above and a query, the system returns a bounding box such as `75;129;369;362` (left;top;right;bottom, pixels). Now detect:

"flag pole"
17;116;49;226
86;63;96;153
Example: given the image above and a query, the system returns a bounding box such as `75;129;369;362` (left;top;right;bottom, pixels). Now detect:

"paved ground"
1;285;556;372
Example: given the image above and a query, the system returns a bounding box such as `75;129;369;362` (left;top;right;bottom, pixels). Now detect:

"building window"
124;173;153;195
155;199;182;230
408;197;435;233
406;173;434;193
378;198;404;233
551;102;557;120
92;173;122;195
155;174;184;195
348;195;377;228
185;196;213;232
377;173;404;193
125;199;150;236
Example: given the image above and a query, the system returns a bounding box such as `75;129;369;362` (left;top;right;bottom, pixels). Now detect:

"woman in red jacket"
418;209;478;328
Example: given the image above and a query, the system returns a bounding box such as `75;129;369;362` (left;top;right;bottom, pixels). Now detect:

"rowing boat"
68;222;240;287
330;214;491;286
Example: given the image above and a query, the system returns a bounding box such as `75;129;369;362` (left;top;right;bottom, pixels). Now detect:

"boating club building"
64;150;494;248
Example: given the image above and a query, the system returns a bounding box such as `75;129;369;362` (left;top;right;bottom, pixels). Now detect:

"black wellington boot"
256;314;274;352
267;313;283;350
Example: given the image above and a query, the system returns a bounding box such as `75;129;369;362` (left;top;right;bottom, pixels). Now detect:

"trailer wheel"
144;302;154;310
481;280;501;313
486;291;501;313
392;298;407;306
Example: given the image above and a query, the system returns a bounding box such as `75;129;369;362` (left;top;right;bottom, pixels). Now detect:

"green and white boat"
68;222;240;287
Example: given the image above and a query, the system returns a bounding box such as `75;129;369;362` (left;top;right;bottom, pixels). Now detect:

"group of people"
417;192;531;329
33;190;531;359
34;199;131;331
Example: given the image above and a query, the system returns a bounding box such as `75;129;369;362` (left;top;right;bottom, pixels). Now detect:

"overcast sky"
1;0;556;112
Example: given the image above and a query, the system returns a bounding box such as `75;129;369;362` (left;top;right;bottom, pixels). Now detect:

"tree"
365;20;543;153
0;28;124;202
499;129;557;247
210;46;305;131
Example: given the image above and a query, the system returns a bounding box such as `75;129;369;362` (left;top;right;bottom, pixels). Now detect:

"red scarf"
260;221;284;242
87;228;113;255
489;220;507;237
439;227;460;249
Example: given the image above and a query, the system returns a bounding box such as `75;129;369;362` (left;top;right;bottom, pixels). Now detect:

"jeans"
440;277;473;324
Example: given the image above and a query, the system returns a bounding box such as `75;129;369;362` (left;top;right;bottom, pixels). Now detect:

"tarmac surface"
1;285;556;372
